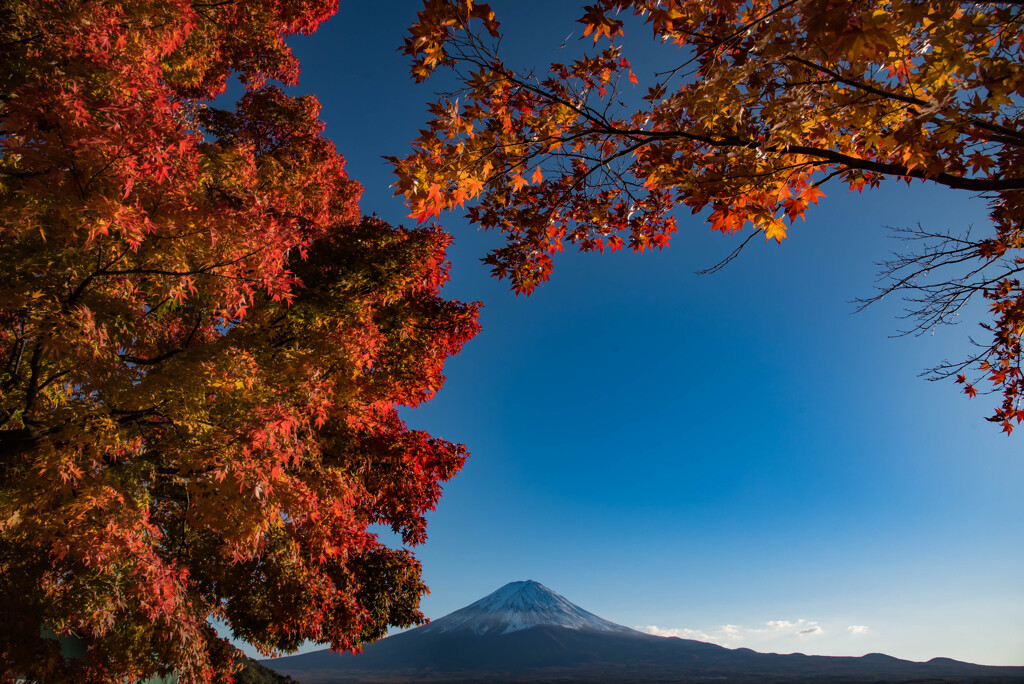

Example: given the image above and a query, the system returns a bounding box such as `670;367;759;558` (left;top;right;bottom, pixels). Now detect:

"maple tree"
1;1;479;682
395;0;1024;432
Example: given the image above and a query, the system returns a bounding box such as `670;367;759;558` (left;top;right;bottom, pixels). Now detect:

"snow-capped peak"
419;580;639;636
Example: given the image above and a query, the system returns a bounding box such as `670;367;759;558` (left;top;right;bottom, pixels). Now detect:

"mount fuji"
414;579;635;637
264;581;1024;683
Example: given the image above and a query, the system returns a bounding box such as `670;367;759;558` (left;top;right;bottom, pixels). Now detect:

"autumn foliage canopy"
0;1;478;681
2;0;1021;678
395;0;1024;432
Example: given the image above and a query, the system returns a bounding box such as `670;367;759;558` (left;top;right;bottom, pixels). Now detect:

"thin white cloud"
720;624;743;638
766;619;822;636
767;620;797;631
637;625;714;641
639;618;831;646
847;625;869;635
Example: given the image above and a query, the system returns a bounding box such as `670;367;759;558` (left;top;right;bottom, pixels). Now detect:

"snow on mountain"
418;580;639;636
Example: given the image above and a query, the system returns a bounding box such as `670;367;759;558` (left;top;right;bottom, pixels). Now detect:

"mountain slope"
416;580;637;636
263;581;1024;683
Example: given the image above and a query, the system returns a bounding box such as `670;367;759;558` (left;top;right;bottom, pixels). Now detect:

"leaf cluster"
398;0;1024;429
0;1;479;681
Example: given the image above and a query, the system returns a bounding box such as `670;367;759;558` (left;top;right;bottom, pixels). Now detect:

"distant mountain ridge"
264;580;1024;683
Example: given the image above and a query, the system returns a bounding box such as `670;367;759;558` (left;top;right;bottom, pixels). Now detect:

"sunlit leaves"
0;1;478;681
399;0;1024;429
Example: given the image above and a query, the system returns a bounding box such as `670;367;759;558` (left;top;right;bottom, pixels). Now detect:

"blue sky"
252;0;1022;666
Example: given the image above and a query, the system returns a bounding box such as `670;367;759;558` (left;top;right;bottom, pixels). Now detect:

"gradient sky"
245;0;1022;666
